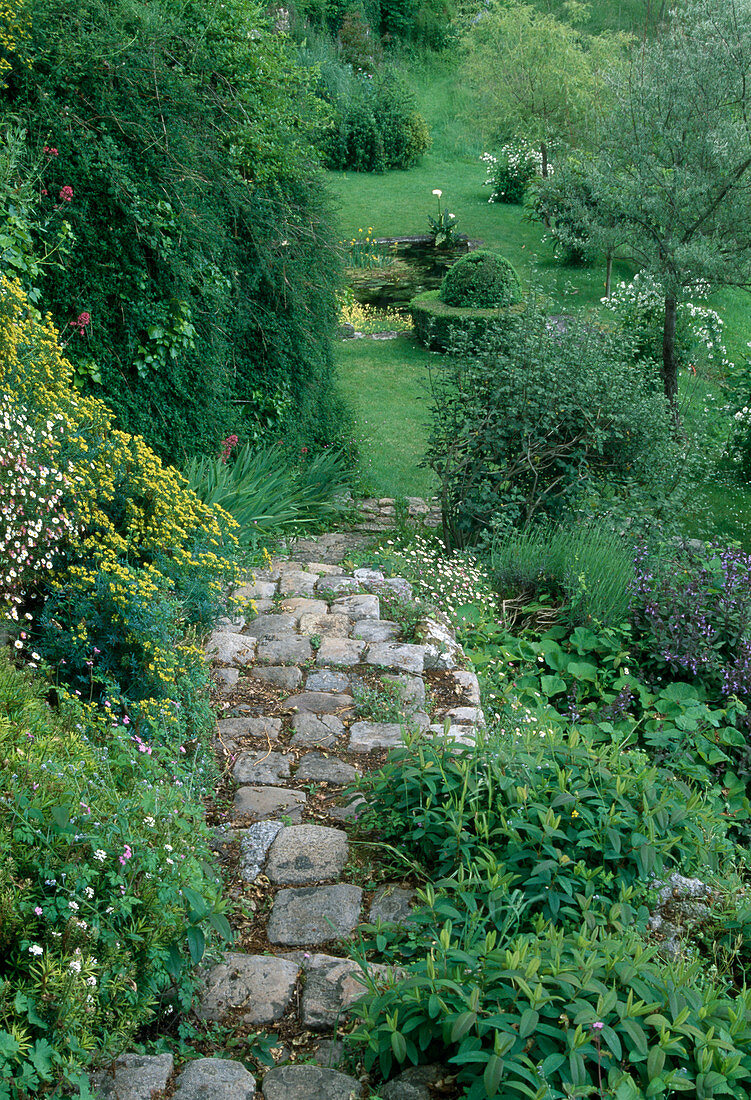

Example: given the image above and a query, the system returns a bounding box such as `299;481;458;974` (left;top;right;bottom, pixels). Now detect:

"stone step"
267;884;363;946
265;825;349;885
197;952;299;1025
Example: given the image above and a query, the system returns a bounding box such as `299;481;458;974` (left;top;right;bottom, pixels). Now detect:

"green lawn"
335;335;436;498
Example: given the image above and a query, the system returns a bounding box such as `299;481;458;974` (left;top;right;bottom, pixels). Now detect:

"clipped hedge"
411;289;524;351
440;249;522;308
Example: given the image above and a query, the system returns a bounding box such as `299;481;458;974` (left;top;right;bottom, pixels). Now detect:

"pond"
346;234;480;310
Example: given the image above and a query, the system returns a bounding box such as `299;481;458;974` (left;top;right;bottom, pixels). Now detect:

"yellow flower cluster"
0;0;29;82
0;276;238;573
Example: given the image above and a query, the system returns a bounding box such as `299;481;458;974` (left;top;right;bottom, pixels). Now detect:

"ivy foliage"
1;0;347;460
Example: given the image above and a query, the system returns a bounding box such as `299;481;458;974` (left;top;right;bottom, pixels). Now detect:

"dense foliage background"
1;0;347;461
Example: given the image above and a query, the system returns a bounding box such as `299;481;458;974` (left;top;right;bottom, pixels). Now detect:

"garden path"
94;506;482;1100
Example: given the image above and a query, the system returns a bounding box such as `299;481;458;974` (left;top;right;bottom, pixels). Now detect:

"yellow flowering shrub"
0;275;239;739
0;0;29;82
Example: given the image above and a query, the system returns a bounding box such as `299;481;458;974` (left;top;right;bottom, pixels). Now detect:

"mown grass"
335;334;437;498
331;35;751;539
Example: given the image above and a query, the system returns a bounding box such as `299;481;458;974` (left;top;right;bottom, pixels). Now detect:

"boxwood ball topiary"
440;249;522;309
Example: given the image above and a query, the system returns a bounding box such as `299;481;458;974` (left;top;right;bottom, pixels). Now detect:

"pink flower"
73;311;91;334
59;186;73;202
591;1021;604;1031
43;145;59;157
34;906;43;916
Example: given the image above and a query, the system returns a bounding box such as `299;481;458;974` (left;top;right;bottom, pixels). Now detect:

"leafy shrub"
322;70;430;172
3;0;346;460
481;141;548;204
439;250;521;309
184;440;350;546
351;912;751;1098
357;725;733;925
0;655;230;1097
490;521;633;628
426;306;680;546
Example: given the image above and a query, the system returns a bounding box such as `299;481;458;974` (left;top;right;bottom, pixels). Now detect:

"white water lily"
432;188;442;196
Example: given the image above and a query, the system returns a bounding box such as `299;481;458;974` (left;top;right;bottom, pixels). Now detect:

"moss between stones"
410;289;525;351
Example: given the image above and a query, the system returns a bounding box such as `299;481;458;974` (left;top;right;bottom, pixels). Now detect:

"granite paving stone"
232;786;306;823
315;576;360;596
278;571;318;596
265;825;349;884
280;597;329;620
215;614;247;633
232;751;292;786
256;638;312;665
285;691;354;715
206;632;257;666
331;594;380;620
366;642;426;674
173;1058;256;1100
451;669;481;704
216;717;283;751
214;667;240;694
315;638;366;667
198;953;299;1025
295;753;358;785
235;580;277;600
266;884;362;945
382;673;426;708
304;670;352;694
369;885;416;926
298;612;352;638
348;721;406;752
239;821;283;881
298;954;370;1029
442;706;485;726
289;713;345;748
242;614;296;640
249;666;303;690
92;1053;174;1100
353;619;400;642
261;1065;362;1100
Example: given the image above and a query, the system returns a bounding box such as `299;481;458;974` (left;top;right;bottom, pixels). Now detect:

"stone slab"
369;885;416;926
295;753;359;785
214;667;240;694
281;597;329;620
173;1058;256;1100
198;952;299;1025
206;632;257;666
331;594;380;620
304;670;352;694
315;638;366;667
92;1053;174;1100
299;954;370;1029
232;751;292;786
232;786;306;823
289;713;345;749
236;580;277;601
240;821;283;881
366;642;425;674
266;825;349;884
242;614;296;639
382;673;426;708
442;706;485;726
215;614;247;634
216;717;283;752
256;638;312;665
353;619;400;642
278;571;318;596
299;613;352;638
451;669;481;705
266;884;362;946
285;691;354;715
315;575;360;596
249;666;303;690
348;721;405;752
261;1065;362;1100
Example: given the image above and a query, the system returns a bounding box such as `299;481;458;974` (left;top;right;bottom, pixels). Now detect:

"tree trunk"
605;253;613;298
541;141;549;178
662;294;679;403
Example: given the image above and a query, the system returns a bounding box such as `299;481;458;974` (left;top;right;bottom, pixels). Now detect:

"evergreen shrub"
410;288;524;351
440;250;522;309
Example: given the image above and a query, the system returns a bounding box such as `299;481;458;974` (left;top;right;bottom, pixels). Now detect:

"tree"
583;0;751;403
460;2;630;173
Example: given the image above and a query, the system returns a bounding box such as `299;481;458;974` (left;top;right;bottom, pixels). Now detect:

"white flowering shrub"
0;396;72;634
481;141;549;204
602;273;731;375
